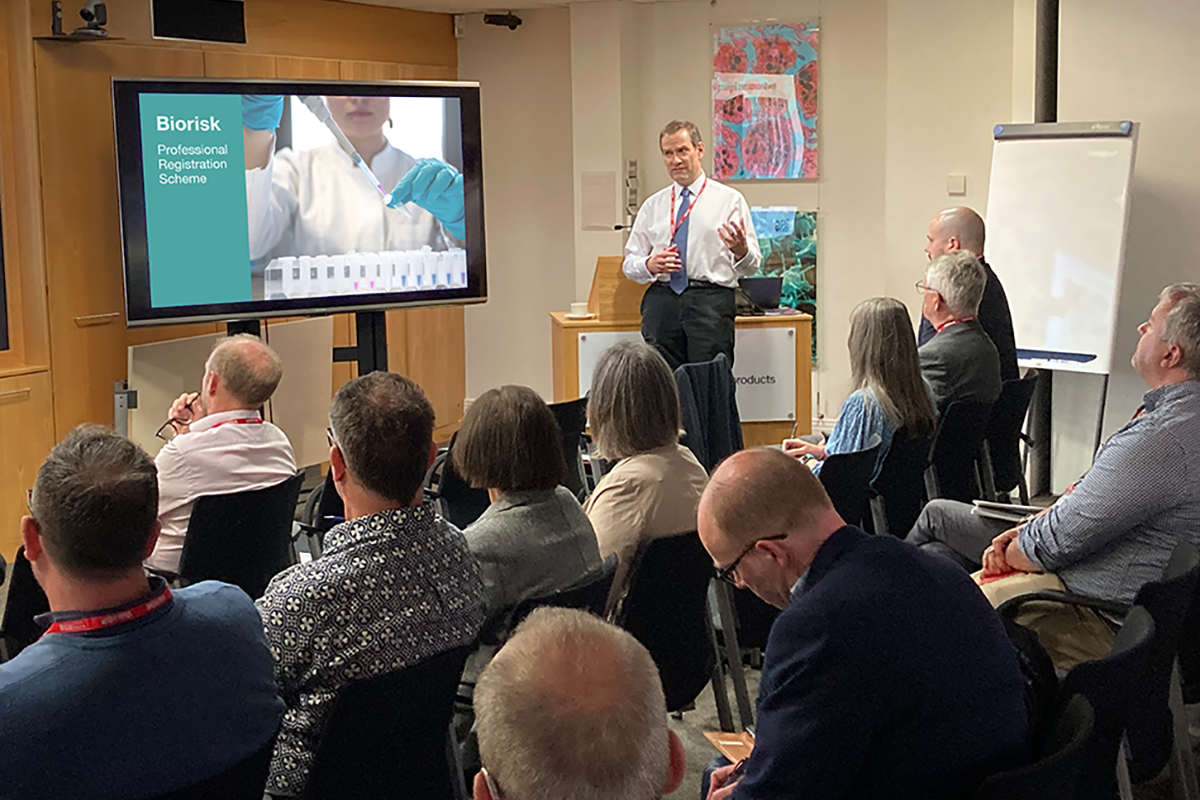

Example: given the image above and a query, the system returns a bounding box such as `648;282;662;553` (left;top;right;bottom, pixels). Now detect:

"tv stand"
333;310;388;375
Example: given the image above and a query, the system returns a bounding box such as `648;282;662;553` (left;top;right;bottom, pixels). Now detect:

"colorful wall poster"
713;23;819;181
750;207;817;359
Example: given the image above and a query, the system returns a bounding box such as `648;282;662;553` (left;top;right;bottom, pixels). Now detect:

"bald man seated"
472;607;686;800
146;334;297;575
700;449;1028;800
919;207;1018;382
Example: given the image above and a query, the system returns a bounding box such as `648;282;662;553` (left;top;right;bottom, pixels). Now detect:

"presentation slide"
125;87;470;317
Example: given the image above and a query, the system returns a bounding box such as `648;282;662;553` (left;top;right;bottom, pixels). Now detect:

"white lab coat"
245;141;453;262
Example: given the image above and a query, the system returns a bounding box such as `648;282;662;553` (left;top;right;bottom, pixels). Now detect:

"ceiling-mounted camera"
483;12;522;30
75;0;108;37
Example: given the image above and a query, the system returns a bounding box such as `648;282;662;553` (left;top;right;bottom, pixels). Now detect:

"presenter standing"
624;120;761;370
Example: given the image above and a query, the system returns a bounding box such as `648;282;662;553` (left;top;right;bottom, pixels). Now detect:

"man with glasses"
699;448;1028;800
918;207;1018;382
917;250;1002;414
145;333;296;576
472;607;686;800
257;372;484;797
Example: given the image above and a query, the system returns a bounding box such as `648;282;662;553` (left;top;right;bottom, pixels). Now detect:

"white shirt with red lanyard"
622;171;762;289
146;409;296;574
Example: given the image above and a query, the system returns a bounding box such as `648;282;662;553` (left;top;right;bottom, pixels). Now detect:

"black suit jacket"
919;258;1018;382
919;319;1002;414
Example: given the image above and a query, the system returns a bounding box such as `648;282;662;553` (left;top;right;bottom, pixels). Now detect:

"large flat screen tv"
112;78;486;326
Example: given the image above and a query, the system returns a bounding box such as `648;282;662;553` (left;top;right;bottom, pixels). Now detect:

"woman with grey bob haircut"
783;297;936;480
584;341;709;606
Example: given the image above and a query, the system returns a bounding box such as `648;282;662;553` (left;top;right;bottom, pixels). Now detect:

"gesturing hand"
719;219;749;260
647;246;682;275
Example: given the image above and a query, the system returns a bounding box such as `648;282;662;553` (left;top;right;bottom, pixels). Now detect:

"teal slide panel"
140;93;252;308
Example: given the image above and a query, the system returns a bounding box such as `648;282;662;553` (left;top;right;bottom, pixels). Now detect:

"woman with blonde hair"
784;297;936;476
584;341;708;598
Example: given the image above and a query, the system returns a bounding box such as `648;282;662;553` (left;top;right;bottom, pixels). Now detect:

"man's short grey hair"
205;333;283;408
1159;283;1200;379
474;608;670;800
660;119;703;147
588;341;681;460
925;251;987;319
29;425;159;580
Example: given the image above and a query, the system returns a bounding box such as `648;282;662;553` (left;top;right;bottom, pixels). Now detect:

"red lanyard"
669;178;708;242
935;316;977;333
207;417;264;431
45;588;173;635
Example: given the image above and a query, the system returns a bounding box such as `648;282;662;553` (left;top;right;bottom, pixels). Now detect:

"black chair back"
1177;553;1200;705
1121;542;1200;782
986;370;1040;494
927;401;993;503
615;532;715;712
1059;605;1156;800
509;554;618;630
178;472;304;599
818;433;882;527
973;695;1095;800
144;735;276;800
675;354;743;473
301;470;344;540
429;433;491;530
305;645;473;800
549;397;590;501
0;546;50;660
869;424;934;536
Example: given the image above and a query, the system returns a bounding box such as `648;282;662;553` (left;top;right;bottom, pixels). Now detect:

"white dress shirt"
147;409;297;573
246;141;454;262
622;171;761;289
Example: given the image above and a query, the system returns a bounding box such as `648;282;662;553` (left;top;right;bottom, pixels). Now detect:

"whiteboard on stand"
985;121;1139;375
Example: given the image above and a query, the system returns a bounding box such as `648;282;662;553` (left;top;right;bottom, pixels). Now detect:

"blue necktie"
669;186;690;294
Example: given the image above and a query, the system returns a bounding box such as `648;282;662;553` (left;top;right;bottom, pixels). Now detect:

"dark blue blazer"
734;527;1028;800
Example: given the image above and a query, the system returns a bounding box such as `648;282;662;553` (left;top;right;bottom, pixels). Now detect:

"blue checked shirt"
1018;380;1200;607
257;502;484;796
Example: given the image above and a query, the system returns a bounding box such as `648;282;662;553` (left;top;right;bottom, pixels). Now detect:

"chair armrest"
996;589;1127;620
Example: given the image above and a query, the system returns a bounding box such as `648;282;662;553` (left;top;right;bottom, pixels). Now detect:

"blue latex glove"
387;158;466;240
241;95;284;131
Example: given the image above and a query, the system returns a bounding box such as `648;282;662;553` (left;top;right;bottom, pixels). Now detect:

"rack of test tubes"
262;246;469;300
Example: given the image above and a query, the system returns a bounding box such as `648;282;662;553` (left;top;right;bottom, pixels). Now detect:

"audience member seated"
145;333;296;576
472;607;686;800
699;448;1027;800
917;251;1002;413
452;384;603;641
907;284;1200;669
257;372;485;797
0;426;283;800
783;297;936;478
583;341;709;603
918;207;1019;381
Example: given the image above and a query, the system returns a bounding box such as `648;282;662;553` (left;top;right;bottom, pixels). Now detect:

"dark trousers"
640;281;736;372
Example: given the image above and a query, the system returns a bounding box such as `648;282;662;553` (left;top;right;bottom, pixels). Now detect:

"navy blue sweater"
734;527;1028;800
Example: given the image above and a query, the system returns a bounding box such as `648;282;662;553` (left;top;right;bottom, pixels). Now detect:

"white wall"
457;0;1016;417
457;9;576;399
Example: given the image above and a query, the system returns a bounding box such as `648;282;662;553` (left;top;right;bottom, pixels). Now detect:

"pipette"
297;95;411;217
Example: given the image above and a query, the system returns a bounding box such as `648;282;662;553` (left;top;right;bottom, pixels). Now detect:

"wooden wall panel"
36;44;206;436
0;371;55;560
24;0;456;67
0;2;48;375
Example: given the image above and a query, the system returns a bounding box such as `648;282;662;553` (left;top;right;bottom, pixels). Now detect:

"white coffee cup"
570;301;589;316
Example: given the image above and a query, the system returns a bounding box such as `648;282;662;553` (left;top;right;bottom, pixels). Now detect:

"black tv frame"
112;77;487;327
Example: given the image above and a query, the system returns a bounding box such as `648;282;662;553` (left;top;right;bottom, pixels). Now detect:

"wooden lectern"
551;257;812;447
